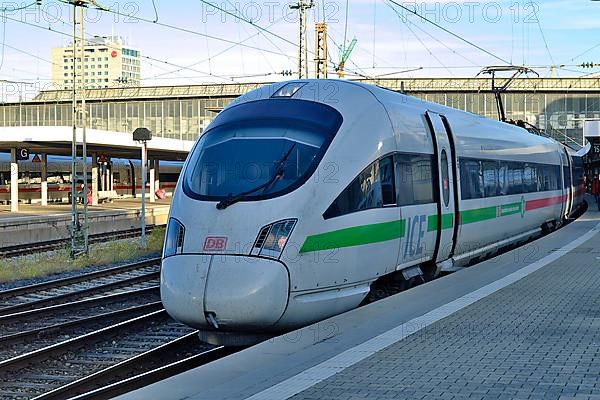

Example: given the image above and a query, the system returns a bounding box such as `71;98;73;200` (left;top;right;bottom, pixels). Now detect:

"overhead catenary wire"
3;62;593;85
53;0;295;59
383;0;454;76
372;0;377;68
83;0;343;79
3;11;241;83
36;5;244;81
384;1;480;68
93;0;340;73
2;41;61;66
197;0;298;48
399;15;454;76
570;41;600;62
0;1;38;12
0;0;38;73
147;14;290;80
0;11;6;72
528;2;556;75
385;0;512;66
223;0;289;72
324;13;397;75
343;0;349;52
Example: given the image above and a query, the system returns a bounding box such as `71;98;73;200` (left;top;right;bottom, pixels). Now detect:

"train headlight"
164;217;185;258
252;219;297;259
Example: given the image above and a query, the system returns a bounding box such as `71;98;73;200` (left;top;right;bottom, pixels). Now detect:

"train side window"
507;162;523;194
395;153;434;206
379;156;396;206
554;165;561;190
523;164;536;193
412;154;435;204
539;165;550;191
441;150;450;206
563;166;570;189
530;165;539;192
323;159;383;219
459;158;483;200
498;163;509;195
483;160;499;197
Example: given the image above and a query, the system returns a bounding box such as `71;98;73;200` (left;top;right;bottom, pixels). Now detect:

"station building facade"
0;78;598;147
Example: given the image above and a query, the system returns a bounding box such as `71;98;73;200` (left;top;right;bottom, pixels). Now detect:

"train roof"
230;80;562;164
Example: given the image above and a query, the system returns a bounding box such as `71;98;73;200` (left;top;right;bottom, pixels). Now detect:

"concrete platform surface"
0;198;171;247
121;206;600;400
0;198;171;220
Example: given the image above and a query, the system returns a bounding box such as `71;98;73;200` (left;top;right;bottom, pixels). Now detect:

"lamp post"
133;128;152;247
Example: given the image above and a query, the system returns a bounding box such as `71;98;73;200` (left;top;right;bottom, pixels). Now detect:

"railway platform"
122;202;600;400
0;198;171;247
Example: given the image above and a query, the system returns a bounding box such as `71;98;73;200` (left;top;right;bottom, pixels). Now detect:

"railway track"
0;257;237;399
0;226;163;259
0;258;160;316
0;309;229;400
0;288;162;360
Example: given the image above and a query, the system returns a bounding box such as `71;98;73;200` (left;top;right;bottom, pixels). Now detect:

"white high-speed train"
161;80;585;345
0;154;182;203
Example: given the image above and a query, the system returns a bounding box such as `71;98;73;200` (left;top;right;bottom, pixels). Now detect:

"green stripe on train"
299;219;406;254
300;201;526;253
460;206;497;225
427;213;454;232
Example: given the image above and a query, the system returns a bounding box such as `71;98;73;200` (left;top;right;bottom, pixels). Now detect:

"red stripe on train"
525;194;566;211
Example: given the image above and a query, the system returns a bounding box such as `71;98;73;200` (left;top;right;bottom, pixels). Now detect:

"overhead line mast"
291;1;314;79
70;0;89;257
63;0;108;257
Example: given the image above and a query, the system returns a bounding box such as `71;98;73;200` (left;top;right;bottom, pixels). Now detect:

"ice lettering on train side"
403;215;426;258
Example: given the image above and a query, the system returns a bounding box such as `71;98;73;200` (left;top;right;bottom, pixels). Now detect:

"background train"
0;154;182;204
161;80;586;346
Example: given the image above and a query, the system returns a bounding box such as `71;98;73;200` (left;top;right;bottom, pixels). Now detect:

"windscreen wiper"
216;142;297;210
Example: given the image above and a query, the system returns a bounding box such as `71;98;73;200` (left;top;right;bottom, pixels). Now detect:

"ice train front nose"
160;254;290;331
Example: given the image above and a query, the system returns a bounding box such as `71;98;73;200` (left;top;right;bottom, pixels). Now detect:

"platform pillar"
41;153;48;206
149;158;156;203
91;153;98;206
10;148;18;212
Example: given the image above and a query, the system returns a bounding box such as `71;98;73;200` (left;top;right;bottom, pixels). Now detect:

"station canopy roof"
0;127;194;161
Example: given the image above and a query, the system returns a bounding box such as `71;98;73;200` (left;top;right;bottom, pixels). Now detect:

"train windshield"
183;99;343;201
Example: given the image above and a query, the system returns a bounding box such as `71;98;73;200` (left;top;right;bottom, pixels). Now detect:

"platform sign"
587;137;600;159
98;154;109;163
16;148;29;161
32;154;41;163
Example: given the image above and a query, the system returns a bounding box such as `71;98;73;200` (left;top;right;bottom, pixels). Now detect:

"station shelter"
0;126;193;212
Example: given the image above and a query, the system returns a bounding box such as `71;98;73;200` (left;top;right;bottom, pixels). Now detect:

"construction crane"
336;38;357;78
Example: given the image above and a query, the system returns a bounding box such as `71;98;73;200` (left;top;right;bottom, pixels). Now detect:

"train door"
425;111;460;267
562;148;573;220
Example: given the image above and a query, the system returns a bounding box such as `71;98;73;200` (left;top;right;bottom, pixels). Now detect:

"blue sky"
1;0;599;99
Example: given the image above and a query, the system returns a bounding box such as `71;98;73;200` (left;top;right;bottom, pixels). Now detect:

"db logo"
203;237;228;252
